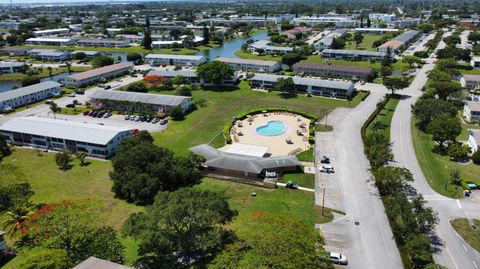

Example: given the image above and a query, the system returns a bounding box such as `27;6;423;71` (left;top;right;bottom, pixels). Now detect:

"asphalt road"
390;32;480;269
315;84;404;269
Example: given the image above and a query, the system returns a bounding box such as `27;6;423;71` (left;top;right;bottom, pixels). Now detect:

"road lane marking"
474;261;478;268
438;229;461;269
457;199;462;209
463;244;468;252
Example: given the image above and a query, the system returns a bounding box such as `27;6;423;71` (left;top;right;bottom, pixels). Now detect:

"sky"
0;0;157;3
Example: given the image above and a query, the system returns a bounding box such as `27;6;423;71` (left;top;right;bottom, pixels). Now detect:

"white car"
68;93;75;97
319;165;334;173
329;252;348;265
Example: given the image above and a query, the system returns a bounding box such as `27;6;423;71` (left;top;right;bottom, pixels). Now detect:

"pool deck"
221;112;311;157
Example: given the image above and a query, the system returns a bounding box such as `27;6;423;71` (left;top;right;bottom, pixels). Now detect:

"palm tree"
49;102;59;119
66;62;72;74
47;66;53;77
2;206;35;236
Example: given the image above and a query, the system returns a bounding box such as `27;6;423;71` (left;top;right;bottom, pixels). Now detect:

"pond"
195;31;268;60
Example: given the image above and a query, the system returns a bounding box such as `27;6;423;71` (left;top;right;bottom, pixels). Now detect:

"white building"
0;61;25;74
313;29;347;51
36;50;71;61
89;90;193;114
0;231;6;256
215;57;281;72
322;49;387;61
471;57;480;68
25;37;76;46
145;54;207;66
390;18;422;28
33;28;70;37
468;130;480;153
147;69;239;86
151;36;204;49
62;62;133;87
76;39;130;48
0;117;132;159
0;21;20;30
248;40;294;55
0;81;61;112
461;74;480;89
464;101;480;123
106;28;123;36
73;257;132;269
293;15;357;27
354;28;399;34
368;13;396;22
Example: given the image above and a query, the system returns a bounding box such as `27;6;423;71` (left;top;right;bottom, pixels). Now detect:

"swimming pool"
256;121;287;136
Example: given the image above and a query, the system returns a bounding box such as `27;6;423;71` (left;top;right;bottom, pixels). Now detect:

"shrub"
170;107;184;121
472;151;480;165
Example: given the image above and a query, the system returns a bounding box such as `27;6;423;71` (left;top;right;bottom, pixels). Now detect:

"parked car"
90;111;98;117
124;115;131;120
103;112;112;118
104;85;111;90
146;117;152;123
68;93;75;97
319;165;334;173
134;116;141;122
45;99;53;104
66;104;75;108
83;110;91;116
75;89;85;95
152;118;160;124
160;119;168;125
329;252;348;265
321;156;330;164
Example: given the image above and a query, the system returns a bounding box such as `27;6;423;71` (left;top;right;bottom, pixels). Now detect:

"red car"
83;110;91;116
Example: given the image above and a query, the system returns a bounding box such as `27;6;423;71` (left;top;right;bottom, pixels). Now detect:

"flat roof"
67;62;133;81
322;49;386;57
0;117;131;145
26;37;74;42
71;50;100;55
378;40;404;49
77;39;128;44
90;89;191;107
145;54;205;61
34;28;69;34
467;101;480;111
463;74;480;82
73;257;132;269
393;30;420;42
355;28;399;32
147;69;197;78
215;57;279;67
293;62;373;74
0;81;60;103
0;61;25;68
224;143;269;157
251;73;354;90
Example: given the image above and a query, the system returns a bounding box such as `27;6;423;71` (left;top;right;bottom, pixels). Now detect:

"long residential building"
322;49;387;61
378;30;420;53
89;89;193;114
25;37;76;46
464;101;480;123
147;69;239;86
251;73;355;99
62;62;133;87
145;54;207;66
76;39;130;48
33;28;70;37
215;57;281;72
293;15;357;27
0;61;25;74
0;81;61;112
0;117;132;158
248;40;294;55
293;62;374;79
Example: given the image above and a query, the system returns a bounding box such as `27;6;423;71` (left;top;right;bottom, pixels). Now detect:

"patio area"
221;112;311;157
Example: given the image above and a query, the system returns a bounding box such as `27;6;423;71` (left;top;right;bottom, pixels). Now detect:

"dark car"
66;104;75;108
75;90;85;95
90;111;98;117
83;110;91;116
160;119;168;125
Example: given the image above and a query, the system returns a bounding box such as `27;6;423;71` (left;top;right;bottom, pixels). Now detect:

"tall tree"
427;113;461;149
123;188;237;268
367;17;372;28
203;25;210;44
196;61;234;86
47;66;53;77
281;53;302;70
412;98;457;131
210;213;333;269
381;47;393;67
142;30;152;50
354;32;364;48
275;77;296;97
0;134;11;162
383;76;410;96
49;101;59;119
55;150;72;171
364;132;393;169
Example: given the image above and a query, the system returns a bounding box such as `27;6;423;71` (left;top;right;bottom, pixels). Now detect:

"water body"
0;72;77;93
195;32;268;60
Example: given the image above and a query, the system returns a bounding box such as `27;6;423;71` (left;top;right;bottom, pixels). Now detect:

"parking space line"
457;199;462;209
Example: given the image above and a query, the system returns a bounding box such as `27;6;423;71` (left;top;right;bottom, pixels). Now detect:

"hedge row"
360;97;390;140
223;108;319;145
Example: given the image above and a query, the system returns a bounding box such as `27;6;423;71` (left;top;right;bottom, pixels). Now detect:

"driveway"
315;85;403;269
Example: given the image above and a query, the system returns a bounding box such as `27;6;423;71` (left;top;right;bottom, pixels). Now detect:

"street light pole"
322;187;326;216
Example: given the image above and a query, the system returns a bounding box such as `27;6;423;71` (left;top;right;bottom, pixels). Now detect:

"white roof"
0;81;60;103
73;257;132;269
33;28;69;34
355;28;399;32
26;37;74;42
224;143;269;157
145;54;205;61
0;117;131;145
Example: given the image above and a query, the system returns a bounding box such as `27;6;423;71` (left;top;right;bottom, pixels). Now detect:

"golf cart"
285;180;298;189
321;156;330;164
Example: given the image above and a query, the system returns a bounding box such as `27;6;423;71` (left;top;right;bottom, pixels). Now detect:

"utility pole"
321;187;326;216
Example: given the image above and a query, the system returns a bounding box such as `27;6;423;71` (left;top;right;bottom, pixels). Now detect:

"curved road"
390;33;480;269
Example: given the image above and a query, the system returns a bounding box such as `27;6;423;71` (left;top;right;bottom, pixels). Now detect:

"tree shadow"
278;93;298;99
200;85;240;92
431;233;444;253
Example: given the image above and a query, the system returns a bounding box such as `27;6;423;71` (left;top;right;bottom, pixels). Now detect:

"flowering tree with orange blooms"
22;200;124;266
142;75;167;88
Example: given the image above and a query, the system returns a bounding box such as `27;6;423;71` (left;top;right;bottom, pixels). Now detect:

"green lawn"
303;55;410;73
297;147;314;162
152;81;366;155
234;50;282;61
17;42;220;55
57;106;90;115
194;178;332;235
281;170;315;189
411;118;480;198
366;97;400;141
460;69;480;75
0;66;91;81
450;218;480;253
344;34;384;51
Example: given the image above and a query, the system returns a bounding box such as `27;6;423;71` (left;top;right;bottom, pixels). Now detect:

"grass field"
297;147;314;162
303;55;410;74
194;178;332;235
57;106;90;115
411;118;480;198
281;170;315;189
450;218;480;253
17;42;220;55
460;69;480;75
0;66;91;81
366;97;400;141
234;50;282;61
151;81;367;155
344;34;383;51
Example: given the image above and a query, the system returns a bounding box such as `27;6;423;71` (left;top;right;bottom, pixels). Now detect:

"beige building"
62;62;133;87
